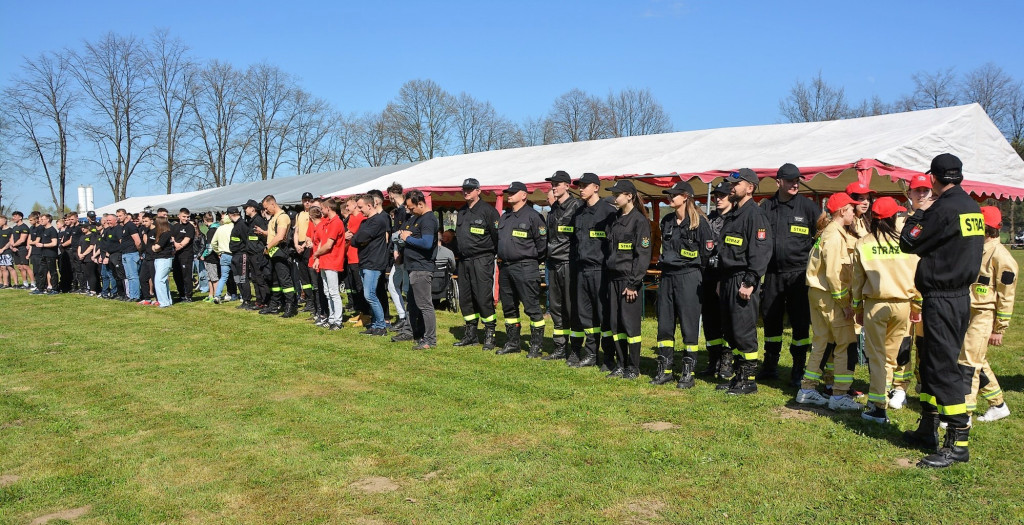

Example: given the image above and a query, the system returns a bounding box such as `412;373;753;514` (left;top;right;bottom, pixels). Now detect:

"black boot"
676;352;696;389
789;345;809;387
544;335;568;360
903;412;940;449
482;324;497;351
649;356;674;385
259;295;281;315
574;341;597;367
727;360;758;395
496;324;521;355
453;324;479;347
717;352;735;382
699;345;722;376
280;295;298;318
758;346;780;380
918;426;970;468
526;325;544;358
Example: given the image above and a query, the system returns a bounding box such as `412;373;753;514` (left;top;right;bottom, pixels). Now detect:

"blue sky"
2;0;1023;210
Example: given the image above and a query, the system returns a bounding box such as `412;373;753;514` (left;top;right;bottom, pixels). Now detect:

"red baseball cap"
871;196;906;219
845;181;875;195
909;174;931;190
980;206;1001;229
827;192;858;213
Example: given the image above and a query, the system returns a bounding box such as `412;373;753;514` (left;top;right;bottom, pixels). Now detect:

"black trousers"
58;251;73;292
30;254;41;285
36;255;58;290
345;262;368;314
920;292;973;428
498;260;543;327
608;278;643;373
293;248;312;296
656;270;703;366
109;252;126;297
547;260;574;344
762;270;812;355
457;255;496;325
71;255;85;291
84;260;99;292
139;257;155;300
173;251;194;299
232;253;251;302
702;269;725;349
575;267;614;366
720;272;761;363
247;252;270;304
269;253;295;300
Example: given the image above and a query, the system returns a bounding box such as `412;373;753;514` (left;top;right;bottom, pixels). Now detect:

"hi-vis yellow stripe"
557;225;574;233
724;235;743;246
859;242;911;261
790;225;809;235
589;231;606;238
469;226;485;235
681;249;698;258
512;230;528;238
959;213;985;237
618;242;633;250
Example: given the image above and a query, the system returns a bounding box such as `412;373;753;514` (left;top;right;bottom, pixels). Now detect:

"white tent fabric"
94;188;219;216
322;104;1024;201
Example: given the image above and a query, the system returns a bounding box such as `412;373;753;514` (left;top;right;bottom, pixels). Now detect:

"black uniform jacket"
546;196;582;263
497;205;547;263
760;193;818;273
658;212;714;274
605;207;653;291
456;200;500;259
899;184;984;295
572;198;617;269
717;198;772;286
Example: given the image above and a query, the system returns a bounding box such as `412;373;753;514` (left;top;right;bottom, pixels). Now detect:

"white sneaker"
828;395;863;411
977;403;1010;422
888;389;907;410
795;388;828;406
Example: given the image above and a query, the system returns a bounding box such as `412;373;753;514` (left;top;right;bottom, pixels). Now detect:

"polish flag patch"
909;225;922;238
706;240;714;250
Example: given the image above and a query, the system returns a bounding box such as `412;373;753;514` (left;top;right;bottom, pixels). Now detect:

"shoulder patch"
641;237;651;248
538;226;547;235
909;224;922;238
756;228;766;241
706;239;714;250
494;220;499;228
1001;271;1016;285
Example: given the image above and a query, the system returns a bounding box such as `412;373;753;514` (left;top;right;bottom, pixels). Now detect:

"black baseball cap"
462;178;480;190
86;211;96;218
503;181;528;194
608;179;637;195
729;168;759;185
574;173;600;187
712;181;733;195
301;192;315;201
663;181;695;196
244;199;260;210
776;163;801;180
926;153;963;183
227;206;240;215
545;170;571;184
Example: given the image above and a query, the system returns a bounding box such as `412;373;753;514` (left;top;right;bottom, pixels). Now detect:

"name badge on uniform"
975;285;989;295
618;242;633;250
557;225;574;233
512;230;528;238
470;226;486;235
959;213;985;237
268;246;279;257
589;231;606;238
790;225;809;235
681;249;698;258
724;235;743;246
248;235;258;241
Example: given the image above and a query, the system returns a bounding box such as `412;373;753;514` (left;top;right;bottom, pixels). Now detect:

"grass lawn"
2;259;1024;524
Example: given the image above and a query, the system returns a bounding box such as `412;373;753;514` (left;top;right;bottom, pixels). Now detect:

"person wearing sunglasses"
452;178;501;350
715;169;772;394
758;163;819;386
699;181;735;380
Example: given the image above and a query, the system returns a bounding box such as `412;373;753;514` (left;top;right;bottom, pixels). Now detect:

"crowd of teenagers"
0;153;1013;468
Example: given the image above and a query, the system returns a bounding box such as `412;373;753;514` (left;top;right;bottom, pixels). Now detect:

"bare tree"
606;88;672;137
240;63;296;180
355;111;398;167
961;63;1018;132
2;51;77;212
383;79;456;161
779;71;850;123
545;88;612;143
848;95;895;118
910;68;959;109
190;60;250;187
1007;83;1024;157
70;32;154;201
452;93;522;154
286;89;335;175
518;116;547;147
322;112;360;171
147;29;197;194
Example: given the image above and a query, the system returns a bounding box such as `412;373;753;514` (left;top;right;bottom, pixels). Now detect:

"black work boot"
543;335;568;360
574;345;597;367
526;325;544;358
259;295;281;315
918;426;970;468
453;324;479;347
699;346;722;376
482;324;497;351
757;347;780;380
717;353;735;383
496;324;521;355
565;341;581;366
676;352;696;389
903;412;940;449
727;360;759;395
280;295;298;318
649;356;674;385
789;345;809;387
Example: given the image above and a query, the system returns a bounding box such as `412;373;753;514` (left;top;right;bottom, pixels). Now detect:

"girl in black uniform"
653;181;714;387
604;180;653;379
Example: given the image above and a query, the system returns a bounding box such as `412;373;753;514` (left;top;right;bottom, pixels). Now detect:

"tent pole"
706;182;712;214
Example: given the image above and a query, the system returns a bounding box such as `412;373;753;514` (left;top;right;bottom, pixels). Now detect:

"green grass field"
2;258;1024;524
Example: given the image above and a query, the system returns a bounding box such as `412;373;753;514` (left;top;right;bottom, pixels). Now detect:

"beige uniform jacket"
971;238;1017;333
806;220;857;308
851;231;921;312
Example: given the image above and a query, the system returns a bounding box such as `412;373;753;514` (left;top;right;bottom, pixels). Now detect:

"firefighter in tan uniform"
962;206;1014;423
795;193;861;411
850;197;921;424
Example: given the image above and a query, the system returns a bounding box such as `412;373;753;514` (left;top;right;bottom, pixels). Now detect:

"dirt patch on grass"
8;386;31;392
895;458;916;468
603;498;666;524
422;470;441;481
773;405;829;421
641;421;677;431
350;476;399;494
0;419;25;430
0;474;21;486
30;505;92;524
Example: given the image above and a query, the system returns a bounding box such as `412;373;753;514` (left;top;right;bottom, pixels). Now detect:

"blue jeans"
215;253;232;297
361;268;386;328
195;258;209;293
122;251;141;300
101;263;115;295
154;258;173;307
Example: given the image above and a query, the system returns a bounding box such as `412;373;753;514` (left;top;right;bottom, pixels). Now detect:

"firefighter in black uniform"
653;181;714;388
542;170;583;361
568;173;617;368
226;206;252;309
701;181;733;379
453;178;501;350
260;195;297;318
759;163;819;385
716;169;772;394
496;181;548;357
899;153;984;468
244;199;271;310
604;179;653;379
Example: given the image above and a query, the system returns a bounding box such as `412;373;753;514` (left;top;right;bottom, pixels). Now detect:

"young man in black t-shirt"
397;190;439;350
351;194;391;334
32;214;60;294
171;208;197;301
0;215;14;288
9;211;32;288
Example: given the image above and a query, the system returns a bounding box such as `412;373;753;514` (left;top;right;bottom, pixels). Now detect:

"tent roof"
323;104;1024;202
93;188;219;215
